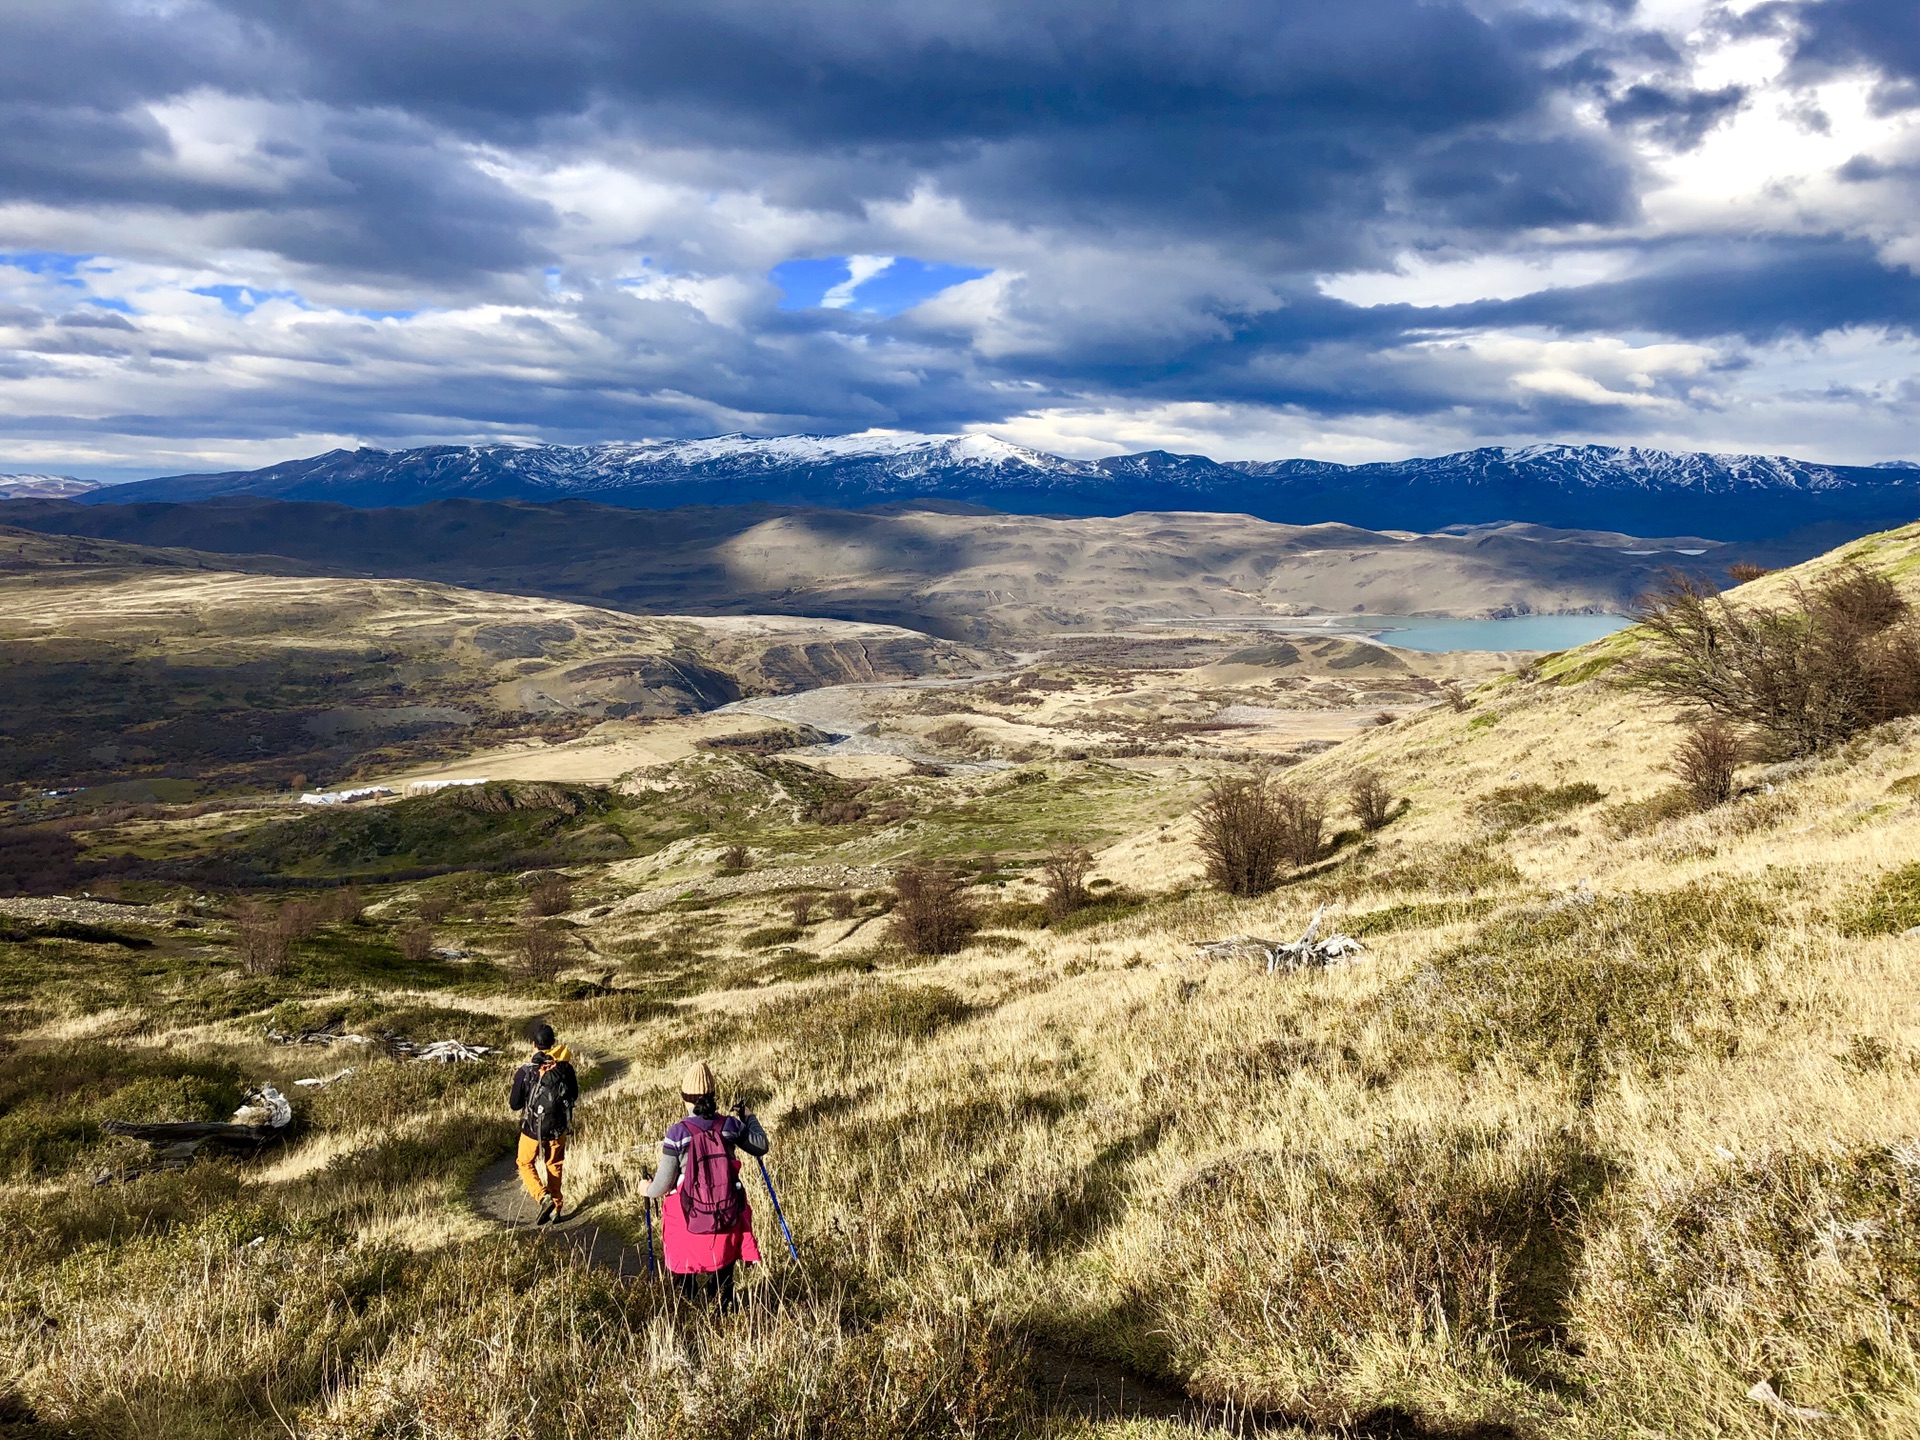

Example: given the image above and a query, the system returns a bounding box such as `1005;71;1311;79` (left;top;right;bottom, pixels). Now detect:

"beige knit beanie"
679;1060;716;1099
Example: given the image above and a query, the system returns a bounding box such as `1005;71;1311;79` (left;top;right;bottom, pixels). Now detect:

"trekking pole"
643;1194;657;1276
755;1156;801;1263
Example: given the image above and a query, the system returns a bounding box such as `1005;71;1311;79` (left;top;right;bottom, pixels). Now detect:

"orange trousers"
516;1134;565;1204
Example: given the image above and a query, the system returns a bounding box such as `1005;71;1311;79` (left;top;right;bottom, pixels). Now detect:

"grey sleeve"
738;1114;769;1158
643;1148;680;1200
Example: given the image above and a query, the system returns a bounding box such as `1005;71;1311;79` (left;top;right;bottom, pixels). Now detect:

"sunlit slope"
1286;519;1920;895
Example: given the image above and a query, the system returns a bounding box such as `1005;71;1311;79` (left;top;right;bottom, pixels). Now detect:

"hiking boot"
536;1197;557;1226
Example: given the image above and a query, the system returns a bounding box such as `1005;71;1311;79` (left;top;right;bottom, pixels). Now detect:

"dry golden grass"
8;525;1920;1437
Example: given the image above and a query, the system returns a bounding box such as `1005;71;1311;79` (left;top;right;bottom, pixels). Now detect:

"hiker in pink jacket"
644;1060;768;1308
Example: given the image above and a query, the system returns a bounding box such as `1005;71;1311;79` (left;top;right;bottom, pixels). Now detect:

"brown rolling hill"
0;495;1789;641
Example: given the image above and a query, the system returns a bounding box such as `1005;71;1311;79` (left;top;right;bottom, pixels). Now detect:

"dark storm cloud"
1461;238;1920;342
1787;0;1920;98
1603;82;1750;149
0;0;1643;268
2;0;1919;468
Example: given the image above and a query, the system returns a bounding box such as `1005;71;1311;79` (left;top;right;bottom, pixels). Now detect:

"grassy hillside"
4;526;1920;1436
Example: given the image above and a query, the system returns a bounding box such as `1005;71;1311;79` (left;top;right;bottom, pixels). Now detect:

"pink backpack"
678;1117;745;1235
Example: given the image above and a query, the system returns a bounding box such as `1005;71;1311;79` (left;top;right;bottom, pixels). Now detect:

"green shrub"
742;925;805;949
1472;782;1605;831
0;1045;244;1176
1346;896;1499;936
304;1060;510;1132
1600;786;1696;838
228;782;628;877
1841;862;1920;936
760;983;976;1047
1340;842;1523;898
1359;884;1774;1091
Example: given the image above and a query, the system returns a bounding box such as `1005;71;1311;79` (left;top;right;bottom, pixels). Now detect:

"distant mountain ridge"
81;434;1920;541
0;474;99;500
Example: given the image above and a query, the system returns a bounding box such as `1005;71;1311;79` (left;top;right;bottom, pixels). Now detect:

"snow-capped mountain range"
0;474;99;500
51;433;1920;541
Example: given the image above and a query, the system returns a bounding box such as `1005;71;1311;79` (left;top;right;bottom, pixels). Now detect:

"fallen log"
101;1120;284;1148
1192;905;1367;975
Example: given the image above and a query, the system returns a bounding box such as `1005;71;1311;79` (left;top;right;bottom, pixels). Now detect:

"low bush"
1341;842;1522;898
1600;786;1697;838
1358;884;1775;1093
1346;896;1499;936
1125;1119;1609;1416
1472;781;1605;831
1041;844;1093;918
1580;1140;1920;1427
1671;717;1744;810
889;864;977;957
0;1043;243;1177
758;982;976;1046
1841;862;1920;936
742;924;805;949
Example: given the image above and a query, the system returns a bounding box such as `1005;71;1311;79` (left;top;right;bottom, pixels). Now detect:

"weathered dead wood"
1191;904;1367;975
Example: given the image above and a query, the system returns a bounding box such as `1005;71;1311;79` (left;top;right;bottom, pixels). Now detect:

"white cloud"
820;255;895;309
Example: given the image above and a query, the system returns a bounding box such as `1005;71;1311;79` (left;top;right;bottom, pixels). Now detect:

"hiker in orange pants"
508;1023;579;1224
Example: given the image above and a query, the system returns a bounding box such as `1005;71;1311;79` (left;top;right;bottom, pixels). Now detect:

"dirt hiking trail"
470;1056;646;1279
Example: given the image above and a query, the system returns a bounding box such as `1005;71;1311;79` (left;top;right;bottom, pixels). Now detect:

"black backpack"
523;1057;572;1140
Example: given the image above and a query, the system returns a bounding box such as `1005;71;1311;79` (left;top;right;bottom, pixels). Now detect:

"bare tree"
1348;770;1399;832
1672;718;1745;810
522;872;574;917
1195;777;1283;896
827;890;857;920
1636;564;1920;757
235;903;292;976
396;921;436;964
1273;785;1329;868
1041;844;1094;919
326;884;365;925
720;843;751;872
788;893;815;927
510;922;569;980
1438;681;1472;713
417;893;453;924
1195;776;1329;897
889;864;977;956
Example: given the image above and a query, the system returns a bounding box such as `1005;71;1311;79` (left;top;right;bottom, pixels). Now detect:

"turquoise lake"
1156;613;1633;653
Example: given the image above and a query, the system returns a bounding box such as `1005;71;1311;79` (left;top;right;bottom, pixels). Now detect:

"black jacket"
508;1050;579;1137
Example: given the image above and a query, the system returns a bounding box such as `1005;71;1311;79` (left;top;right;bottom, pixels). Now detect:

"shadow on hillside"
1033;1344;1524;1437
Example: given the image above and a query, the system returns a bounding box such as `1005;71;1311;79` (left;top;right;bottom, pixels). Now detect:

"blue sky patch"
1;251;91;286
773;255;990;315
192;284;289;314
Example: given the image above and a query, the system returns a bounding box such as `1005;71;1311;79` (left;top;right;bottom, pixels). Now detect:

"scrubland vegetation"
6;526;1920;1437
